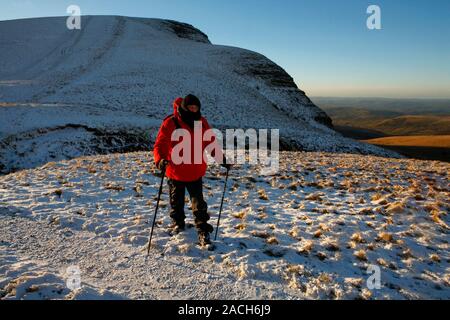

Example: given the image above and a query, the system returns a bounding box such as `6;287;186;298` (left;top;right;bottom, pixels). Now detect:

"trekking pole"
146;165;166;256
214;167;230;241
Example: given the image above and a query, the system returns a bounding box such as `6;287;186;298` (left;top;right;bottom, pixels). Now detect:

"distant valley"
312;97;450;161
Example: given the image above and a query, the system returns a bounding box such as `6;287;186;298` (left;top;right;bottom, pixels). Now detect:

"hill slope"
0;16;396;174
322;108;450;136
312;97;450;116
374;116;450;136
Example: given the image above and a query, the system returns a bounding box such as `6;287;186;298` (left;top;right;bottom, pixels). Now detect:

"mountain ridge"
0;16;398;174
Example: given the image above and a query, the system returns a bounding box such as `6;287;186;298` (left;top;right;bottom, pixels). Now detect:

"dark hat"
182;94;201;110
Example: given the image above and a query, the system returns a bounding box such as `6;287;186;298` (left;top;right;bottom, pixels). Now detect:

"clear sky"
1;0;449;98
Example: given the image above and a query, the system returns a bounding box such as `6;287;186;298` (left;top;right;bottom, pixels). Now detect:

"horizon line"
310;96;450;100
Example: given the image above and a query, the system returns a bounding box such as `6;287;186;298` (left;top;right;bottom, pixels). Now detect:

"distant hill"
311;97;450;161
363;135;450;162
332;125;387;140
324;109;450;136
311;97;450;137
374;115;450;136
312;97;450;116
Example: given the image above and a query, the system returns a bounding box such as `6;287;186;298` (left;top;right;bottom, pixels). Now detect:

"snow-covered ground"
1;151;448;300
0;16;397;174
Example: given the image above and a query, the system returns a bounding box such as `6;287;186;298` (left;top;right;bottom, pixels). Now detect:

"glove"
157;159;169;171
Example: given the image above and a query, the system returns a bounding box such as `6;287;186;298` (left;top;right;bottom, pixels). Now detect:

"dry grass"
104;183;125;192
305;193;323;201
178;244;190;254
289;227;299;238
234;223;246;231
377;232;394;243
298;240;313;255
258;189;269;200
431;210;449;229
430;254;441;263
313;230;323;238
386;201;406;214
232;210;247;220
286;264;304;274
360;288;372;300
318;223;330;232
354;250;368;261
266;236;279;245
350;233;365;243
345;277;364;288
363;135;450;148
251;230;270;239
324;241;340;252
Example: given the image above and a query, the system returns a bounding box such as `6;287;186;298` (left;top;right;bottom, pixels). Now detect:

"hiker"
153;94;231;246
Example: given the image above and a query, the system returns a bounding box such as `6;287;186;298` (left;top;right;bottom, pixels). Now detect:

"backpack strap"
163;114;182;130
171;116;181;130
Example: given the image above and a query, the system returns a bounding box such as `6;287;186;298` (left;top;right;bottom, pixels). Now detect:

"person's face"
186;104;199;113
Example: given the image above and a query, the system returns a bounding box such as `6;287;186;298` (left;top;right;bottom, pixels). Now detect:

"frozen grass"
0;151;449;299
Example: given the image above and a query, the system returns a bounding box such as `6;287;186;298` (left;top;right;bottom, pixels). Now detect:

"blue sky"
1;0;449;98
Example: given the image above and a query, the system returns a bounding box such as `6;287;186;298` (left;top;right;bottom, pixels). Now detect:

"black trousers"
168;178;213;233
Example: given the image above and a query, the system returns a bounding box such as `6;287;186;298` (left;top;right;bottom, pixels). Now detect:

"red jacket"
153;97;224;182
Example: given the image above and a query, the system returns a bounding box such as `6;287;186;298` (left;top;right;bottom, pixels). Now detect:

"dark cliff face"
234;51;334;128
237;51;298;89
164;20;211;44
311;110;333;128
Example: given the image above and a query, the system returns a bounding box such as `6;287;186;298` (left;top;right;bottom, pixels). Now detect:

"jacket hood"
173;97;183;115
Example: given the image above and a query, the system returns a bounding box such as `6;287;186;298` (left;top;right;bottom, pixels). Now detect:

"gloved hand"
157;159;169;171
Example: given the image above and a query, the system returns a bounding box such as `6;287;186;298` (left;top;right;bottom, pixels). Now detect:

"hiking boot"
198;231;212;246
168;221;185;235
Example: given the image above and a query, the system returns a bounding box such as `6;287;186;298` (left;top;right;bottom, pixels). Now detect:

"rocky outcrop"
163;20;211;44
